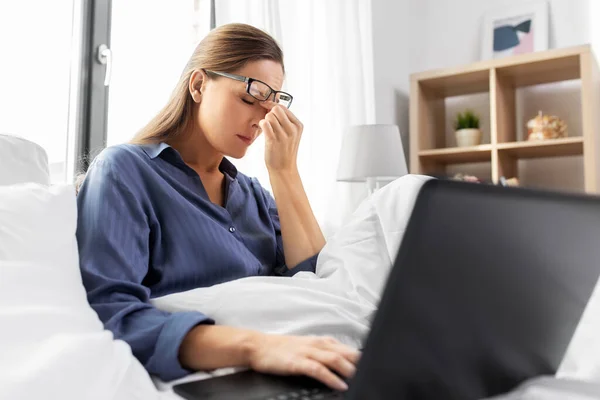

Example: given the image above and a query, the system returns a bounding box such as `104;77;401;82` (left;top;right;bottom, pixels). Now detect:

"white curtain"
214;0;376;236
592;0;600;57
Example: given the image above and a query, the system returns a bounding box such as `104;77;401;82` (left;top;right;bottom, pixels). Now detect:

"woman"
76;23;358;392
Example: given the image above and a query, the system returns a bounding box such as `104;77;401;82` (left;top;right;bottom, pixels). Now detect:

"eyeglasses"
204;70;293;109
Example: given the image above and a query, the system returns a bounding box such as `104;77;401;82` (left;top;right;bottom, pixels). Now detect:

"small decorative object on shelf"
526;111;568;141
451;173;481;183
499;176;520;187
454;109;482;147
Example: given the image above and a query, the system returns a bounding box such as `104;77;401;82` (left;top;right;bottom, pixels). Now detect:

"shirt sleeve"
258;184;319;276
76;156;214;382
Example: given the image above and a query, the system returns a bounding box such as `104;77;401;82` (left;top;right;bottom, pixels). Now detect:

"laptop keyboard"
262;387;343;399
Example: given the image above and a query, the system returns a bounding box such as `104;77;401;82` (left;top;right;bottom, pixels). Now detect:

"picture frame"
481;1;549;60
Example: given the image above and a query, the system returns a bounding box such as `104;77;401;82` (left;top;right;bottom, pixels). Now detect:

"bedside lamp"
336;124;408;195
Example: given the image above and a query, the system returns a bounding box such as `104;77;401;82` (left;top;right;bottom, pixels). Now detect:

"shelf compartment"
419;144;493;164
497;137;583;159
495;53;581;88
417;69;490;97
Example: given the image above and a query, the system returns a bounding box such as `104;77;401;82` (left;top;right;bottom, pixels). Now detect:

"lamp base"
365;177;386;195
366;177;377;196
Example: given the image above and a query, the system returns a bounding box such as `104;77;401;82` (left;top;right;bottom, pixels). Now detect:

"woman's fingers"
295;358;349;392
265;112;286;138
247;334;361;392
259;99;304;171
259;119;275;141
308;349;356;380
280;104;303;129
328;343;361;365
311;336;361;365
269;105;297;135
260;101;303;131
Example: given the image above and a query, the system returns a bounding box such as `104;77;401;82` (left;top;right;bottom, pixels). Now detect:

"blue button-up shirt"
76;142;318;381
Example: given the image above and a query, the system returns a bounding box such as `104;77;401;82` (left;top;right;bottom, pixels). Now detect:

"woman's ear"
189;69;206;103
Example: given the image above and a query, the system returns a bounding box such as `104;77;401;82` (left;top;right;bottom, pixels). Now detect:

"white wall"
408;0;590;72
370;0;411;162
372;0;593;192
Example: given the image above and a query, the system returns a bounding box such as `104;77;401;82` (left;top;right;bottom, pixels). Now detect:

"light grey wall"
370;0;412;162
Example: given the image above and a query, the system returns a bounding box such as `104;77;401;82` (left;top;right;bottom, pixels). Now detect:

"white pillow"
0;183;161;400
0;133;49;185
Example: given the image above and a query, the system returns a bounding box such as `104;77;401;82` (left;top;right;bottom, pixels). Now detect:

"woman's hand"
248;333;360;391
180;325;357;392
259;101;303;172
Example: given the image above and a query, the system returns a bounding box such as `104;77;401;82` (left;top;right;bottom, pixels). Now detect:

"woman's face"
192;59;284;159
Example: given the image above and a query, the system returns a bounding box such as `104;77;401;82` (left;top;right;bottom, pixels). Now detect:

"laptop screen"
348;180;600;400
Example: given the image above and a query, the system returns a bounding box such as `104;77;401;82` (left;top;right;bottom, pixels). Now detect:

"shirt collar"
219;157;238;179
140;142;238;179
140;142;170;159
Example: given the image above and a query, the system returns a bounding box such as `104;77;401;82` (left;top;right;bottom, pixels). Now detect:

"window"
0;0;77;183
1;0;213;182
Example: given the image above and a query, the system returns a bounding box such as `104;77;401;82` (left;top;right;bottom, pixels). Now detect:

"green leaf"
454;109;480;130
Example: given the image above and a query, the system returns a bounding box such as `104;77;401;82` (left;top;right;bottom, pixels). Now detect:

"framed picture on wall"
481;1;549;60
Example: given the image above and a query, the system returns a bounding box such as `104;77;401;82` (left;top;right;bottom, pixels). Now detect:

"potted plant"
454;110;482;147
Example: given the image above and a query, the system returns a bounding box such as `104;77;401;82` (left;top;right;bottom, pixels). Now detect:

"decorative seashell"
526;111;568;141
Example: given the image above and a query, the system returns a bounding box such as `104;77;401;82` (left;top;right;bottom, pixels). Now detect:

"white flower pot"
455;128;482;147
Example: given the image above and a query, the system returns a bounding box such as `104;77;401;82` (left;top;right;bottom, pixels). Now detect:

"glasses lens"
249;80;271;100
274;92;292;109
249;81;293;108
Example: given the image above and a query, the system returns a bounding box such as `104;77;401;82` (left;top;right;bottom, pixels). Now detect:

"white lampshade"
336;124;408;182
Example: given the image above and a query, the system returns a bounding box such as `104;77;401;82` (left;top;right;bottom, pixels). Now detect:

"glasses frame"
204;69;293;109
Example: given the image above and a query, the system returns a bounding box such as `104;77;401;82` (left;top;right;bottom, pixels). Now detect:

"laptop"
173;179;600;400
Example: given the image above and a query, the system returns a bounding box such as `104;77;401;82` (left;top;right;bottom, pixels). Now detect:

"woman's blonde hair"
129;23;284;145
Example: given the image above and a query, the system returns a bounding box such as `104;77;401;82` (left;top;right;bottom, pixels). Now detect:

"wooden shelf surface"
412;45;590;97
419;69;490;97
419;137;583;165
497;137;584;158
412;45;589;82
419;145;492;164
495;54;581;87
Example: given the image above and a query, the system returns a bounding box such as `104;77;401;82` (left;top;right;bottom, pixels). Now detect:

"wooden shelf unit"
409;45;600;193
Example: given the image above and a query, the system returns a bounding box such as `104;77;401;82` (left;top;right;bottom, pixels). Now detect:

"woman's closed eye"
242;97;255;105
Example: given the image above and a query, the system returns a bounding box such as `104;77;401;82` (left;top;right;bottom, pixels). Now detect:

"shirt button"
229;226;236;233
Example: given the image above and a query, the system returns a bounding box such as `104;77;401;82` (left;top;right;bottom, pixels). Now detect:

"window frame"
72;0;113;174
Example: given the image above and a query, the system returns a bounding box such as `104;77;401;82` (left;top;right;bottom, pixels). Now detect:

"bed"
2;133;600;400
